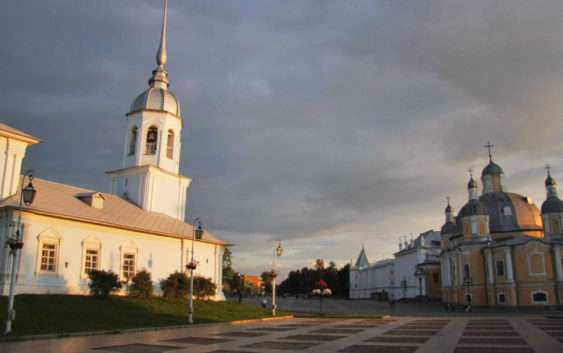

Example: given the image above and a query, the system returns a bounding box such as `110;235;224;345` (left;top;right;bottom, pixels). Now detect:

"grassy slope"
0;295;289;336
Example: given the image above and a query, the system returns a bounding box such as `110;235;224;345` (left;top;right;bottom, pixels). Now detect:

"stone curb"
0;315;295;343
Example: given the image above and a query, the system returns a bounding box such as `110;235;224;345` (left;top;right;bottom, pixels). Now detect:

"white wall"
0;211;225;300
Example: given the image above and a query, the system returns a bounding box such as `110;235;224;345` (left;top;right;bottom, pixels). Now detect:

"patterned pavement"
1;316;562;353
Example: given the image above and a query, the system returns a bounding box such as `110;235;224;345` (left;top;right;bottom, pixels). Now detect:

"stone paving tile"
206;351;256;353
462;331;518;336
279;324;316;328
283;334;347;341
545;330;563;336
162;336;233;345
248;327;295;332
311;328;364;334
334;324;384;329
242;340;318;350
339;344;419;353
93;343;183;353
213;331;268;338
384;330;437;336
457;337;527;345
464;327;514;331
453;347;533;353
365;336;429;343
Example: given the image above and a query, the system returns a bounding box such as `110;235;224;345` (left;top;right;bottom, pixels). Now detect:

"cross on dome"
484;141;495;161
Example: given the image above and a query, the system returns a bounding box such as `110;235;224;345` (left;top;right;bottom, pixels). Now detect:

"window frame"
528;251;546;276
145;126;158;155
497;292;506;304
531;291;548;305
121;252;137;281
35;229;62;276
128;126;137;156
166;129;174;159
496;260;505;277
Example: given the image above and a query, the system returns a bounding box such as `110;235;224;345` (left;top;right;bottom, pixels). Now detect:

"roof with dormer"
0;178;225;245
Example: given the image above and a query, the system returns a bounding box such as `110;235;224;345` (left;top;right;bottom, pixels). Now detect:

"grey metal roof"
479;192;543;233
440;221;456;235
458;199;488;217
130;87;181;117
541;196;563;214
482;161;504;176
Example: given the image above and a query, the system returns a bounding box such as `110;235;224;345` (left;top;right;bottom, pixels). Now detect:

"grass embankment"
0;295;290;337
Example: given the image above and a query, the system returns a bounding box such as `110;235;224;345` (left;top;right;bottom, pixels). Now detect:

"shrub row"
88;270;216;299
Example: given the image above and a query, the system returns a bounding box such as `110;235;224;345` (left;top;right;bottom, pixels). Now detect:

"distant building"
440;150;563;307
350;230;442;300
0;2;226;299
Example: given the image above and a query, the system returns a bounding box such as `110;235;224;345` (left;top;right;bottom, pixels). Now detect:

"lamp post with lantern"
271;242;283;316
186;218;203;325
5;170;37;335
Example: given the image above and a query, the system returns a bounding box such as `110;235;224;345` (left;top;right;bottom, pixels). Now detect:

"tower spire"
149;0;170;89
156;0;168;68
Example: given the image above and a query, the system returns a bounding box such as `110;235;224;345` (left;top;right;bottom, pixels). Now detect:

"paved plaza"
1;316;562;353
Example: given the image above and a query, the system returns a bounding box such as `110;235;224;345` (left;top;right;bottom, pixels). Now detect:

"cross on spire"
484;141;494;161
446;196;451;205
468;167;473;178
546;164;552;176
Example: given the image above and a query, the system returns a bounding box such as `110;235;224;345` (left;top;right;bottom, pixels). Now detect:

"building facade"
440;153;563;307
350;230;442;300
0;1;226;299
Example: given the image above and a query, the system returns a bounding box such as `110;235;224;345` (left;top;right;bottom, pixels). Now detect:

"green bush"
160;272;189;299
193;276;217;299
129;270;153;298
88;270;122;298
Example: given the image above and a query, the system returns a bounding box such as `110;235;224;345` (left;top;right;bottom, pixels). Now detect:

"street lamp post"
5;171;37;335
271;242;283;316
186;218;203;325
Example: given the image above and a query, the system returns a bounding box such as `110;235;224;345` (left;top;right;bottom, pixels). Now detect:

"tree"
193;276;217;299
129;270;153;298
260;271;274;294
88;270;122;298
160;272;189;299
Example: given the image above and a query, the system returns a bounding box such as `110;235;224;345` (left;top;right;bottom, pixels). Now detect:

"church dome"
440;221;456;235
541;197;563;214
479;192;543;233
482;161;504;176
129;87;181;117
458;199;488;217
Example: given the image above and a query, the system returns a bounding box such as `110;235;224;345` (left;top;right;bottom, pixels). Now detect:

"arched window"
497;293;506;304
550;217;561;234
128;127;137;156
166;129;174;159
532;291;548;304
145;126;158;155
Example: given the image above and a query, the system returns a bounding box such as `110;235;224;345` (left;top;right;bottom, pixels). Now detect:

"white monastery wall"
0;211;224;300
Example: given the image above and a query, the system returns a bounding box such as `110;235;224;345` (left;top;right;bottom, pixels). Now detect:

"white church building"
0;2;226;299
350;230;442;300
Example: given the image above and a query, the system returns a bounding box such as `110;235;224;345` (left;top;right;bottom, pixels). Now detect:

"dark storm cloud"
2;0;562;273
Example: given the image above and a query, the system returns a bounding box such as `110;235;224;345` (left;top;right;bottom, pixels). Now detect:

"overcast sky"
3;1;563;278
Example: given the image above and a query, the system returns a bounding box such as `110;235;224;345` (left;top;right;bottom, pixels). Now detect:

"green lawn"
0;295;290;337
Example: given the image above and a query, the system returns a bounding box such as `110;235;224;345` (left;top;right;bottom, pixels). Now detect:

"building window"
503;206;512;216
479;221;487;235
145;126;158;155
463;264;471;282
496;260;504;277
497;293;506;304
166;130;174;159
122;253;136;280
532;291;548;304
433;273;440;283
550;217;561;234
463;223;470;236
128;126;137;156
528;253;545;275
470;221;478;236
40;243;57;272
84;249;99;275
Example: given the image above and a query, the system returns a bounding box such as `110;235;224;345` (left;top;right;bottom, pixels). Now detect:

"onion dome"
541;197;563;214
459;199;488;217
482;161;504;177
467;177;478;189
440;221;457;235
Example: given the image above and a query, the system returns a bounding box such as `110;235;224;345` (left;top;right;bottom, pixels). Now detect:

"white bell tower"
107;0;191;221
